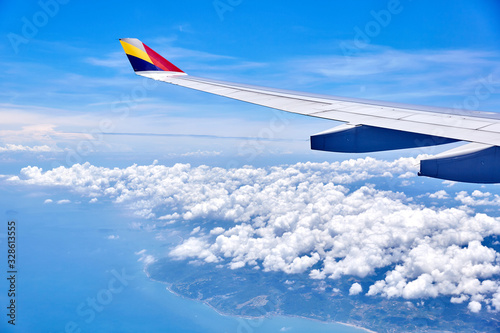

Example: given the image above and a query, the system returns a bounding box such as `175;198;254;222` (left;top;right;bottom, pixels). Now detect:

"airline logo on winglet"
119;38;186;75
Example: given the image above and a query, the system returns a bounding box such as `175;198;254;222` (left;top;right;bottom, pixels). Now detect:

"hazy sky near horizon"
2;0;500;162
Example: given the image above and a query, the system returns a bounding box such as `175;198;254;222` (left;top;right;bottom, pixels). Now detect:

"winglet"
119;38;186;75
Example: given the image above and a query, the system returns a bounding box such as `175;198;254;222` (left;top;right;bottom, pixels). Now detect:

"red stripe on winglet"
143;43;184;73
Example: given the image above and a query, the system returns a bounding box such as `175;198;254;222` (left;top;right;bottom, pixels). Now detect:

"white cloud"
290;48;497;79
400;180;413;187
107;235;119;240
170;237;219;264
0;105;99;144
429;190;449;200
6;157;500;312
210;227;225;235
57;199;71;204
442;180;456;187
0;144;55;153
44;199;53;204
398;172;415;179
349;283;362;295
135;249;156;265
468;301;482;313
472;190;491;198
455;190;500;206
283;47;500;104
174;150;222;157
450;295;468;304
142;255;156;265
85;51;127;69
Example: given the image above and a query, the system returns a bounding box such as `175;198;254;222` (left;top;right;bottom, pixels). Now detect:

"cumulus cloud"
44;199;53;204
349;283;363;295
468;301;482;313
429;190;449;200
398;172;415;179
367;240;500;304
455;190;500;206
57;199;71;204
6;157;500;312
451;295;469;304
210;227;225;235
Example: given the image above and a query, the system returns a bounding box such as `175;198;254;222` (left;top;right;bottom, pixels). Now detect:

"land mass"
146;258;499;333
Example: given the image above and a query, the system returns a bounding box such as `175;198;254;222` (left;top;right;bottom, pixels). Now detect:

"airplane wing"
119;38;500;183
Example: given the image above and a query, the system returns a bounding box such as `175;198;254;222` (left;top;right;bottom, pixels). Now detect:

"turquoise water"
0;184;368;333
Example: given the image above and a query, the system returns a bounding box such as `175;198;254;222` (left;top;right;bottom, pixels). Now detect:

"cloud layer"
0;144;54;152
7;157;500;312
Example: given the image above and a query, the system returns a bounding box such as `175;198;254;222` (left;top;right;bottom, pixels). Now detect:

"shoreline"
144;264;377;333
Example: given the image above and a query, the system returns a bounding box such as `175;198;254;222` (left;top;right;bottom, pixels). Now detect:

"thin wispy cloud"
85;51;128;69
0;144;55;153
279;46;500;103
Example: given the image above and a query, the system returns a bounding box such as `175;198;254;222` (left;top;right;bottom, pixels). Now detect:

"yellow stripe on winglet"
120;40;153;64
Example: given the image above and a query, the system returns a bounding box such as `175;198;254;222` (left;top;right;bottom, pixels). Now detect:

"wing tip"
119;38;185;74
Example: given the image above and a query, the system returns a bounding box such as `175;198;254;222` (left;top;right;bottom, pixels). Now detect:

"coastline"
144;264;377;333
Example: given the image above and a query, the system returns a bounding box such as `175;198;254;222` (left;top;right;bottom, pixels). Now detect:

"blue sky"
1;0;500;165
1;1;500;332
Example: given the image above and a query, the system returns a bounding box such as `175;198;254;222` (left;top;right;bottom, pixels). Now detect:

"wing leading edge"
119;38;500;183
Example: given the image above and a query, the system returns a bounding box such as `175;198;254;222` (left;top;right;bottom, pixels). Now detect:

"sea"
0;179;368;333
